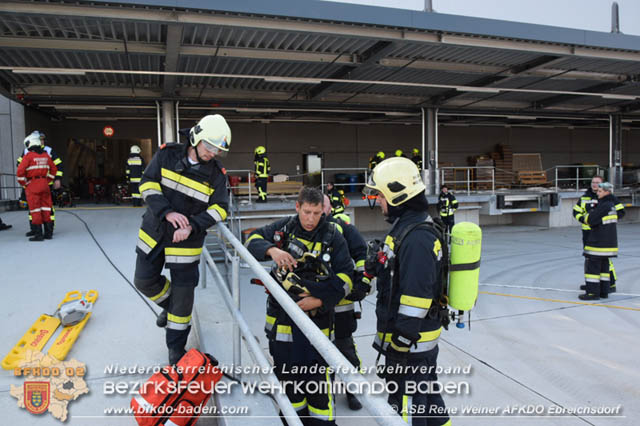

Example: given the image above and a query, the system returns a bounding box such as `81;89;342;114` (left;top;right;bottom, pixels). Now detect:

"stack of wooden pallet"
493;144;513;188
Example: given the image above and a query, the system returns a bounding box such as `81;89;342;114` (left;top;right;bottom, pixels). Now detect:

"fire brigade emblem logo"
24;382;50;414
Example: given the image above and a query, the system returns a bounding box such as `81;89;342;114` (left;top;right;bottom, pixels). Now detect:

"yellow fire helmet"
189;114;231;157
412;148;420;156
395;149;404;157
377;151;385;159
255;146;266;155
363;157;426;206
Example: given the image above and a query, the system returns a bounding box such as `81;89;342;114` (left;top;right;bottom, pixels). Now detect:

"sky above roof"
322;0;640;36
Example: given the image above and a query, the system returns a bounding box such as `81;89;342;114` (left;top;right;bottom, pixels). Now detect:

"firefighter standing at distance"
133;114;230;365
326;182;346;216
368;151;385;171
576;181;619;301
363;157;451;426
322;194;370;411
573;175;625;293
411;148;423;170
438;185;458;235
17;131;63;238
246;187;354;426
254;145;270;203
16;133;58;242
126;145;146;207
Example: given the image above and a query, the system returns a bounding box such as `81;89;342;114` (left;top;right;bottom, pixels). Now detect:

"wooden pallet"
234;181;303;196
518;170;548;186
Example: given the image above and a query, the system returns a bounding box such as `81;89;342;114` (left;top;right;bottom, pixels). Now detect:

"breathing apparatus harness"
271;216;337;315
366;215;452;367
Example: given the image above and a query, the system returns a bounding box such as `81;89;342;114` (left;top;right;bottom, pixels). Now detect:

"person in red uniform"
16;133;58;241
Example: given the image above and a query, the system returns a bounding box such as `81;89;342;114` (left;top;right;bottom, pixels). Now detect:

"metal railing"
200;247;302;426
226;169;253;204
203;222;406;426
0;172;20;201
439;166;495;195
551;165;607;191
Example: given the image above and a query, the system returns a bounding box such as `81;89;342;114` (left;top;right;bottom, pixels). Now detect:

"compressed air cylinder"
448;222;482;312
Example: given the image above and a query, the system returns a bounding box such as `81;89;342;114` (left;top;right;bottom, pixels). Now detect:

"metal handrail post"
555;167;558;192
231;254;241;370
321;169;324;189
216;223;406;426
491;168;495;194
247;171;252;203
576;167;579;190
201;251;303;426
200;253;207;289
466;168;470;195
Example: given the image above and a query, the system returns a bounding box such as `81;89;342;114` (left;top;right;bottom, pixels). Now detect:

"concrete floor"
1;207;638;425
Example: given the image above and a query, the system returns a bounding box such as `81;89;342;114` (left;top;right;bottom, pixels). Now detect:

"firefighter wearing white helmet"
253;145;270;202
134;114;230;365
126;145;146;206
363;157;451;426
16;130;63;237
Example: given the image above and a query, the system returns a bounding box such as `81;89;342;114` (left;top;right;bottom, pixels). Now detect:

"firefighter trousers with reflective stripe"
256;177;268;201
270;342;336;426
584;255;610;297
386;347;450;426
134;252;198;352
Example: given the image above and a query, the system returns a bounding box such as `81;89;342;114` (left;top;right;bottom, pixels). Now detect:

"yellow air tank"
448;222;482;312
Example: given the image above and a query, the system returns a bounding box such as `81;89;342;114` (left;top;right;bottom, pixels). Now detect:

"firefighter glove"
346;275;371;302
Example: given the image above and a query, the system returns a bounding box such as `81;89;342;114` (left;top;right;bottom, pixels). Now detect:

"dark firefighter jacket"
373;209;444;360
437;192;458;217
126;153;146;184
411;154;422;170
573;188;625;231
581;193;618;257
245;215;353;362
254;154;270;178
326;215;367;318
136;143;229;270
18;146;63;183
328;187;346;214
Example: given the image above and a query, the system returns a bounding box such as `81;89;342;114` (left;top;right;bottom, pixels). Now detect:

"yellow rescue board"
48;290;99;361
1;314;61;370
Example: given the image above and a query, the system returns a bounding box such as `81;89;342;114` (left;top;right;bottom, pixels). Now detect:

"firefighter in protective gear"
16;133;58;241
573;175;625;293
577;182;618;300
254;145;270;203
322;195;369;410
134;114;230;365
326;182;346;215
126;145;146;207
17;131;63;237
363;157;451;426
411;148;423;170
368;151;385;171
437;184;458;234
246;187;353;426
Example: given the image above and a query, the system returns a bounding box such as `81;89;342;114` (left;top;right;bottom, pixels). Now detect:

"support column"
422;108;437;195
162;101;176;144
0;96;25;201
609;114;622;188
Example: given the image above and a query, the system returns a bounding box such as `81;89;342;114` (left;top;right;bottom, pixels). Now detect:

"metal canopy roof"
1;0;639;127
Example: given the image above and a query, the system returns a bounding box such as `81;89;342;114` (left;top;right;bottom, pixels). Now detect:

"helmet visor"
200;140;228;157
362;175;379;197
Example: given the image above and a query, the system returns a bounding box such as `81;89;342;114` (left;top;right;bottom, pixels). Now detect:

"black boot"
156;310;168;327
578;293;600;301
28;225;44;242
0;222;11;231
44;222;54;240
346;392;362;411
26;224;38;237
579;285;586;291
168;348;186;365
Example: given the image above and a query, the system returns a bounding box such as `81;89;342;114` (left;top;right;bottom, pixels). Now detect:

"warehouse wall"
19;110;640;185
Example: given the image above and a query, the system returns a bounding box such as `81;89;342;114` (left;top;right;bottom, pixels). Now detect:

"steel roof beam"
163;23;183;96
3;3;640;63
534;82;627;109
